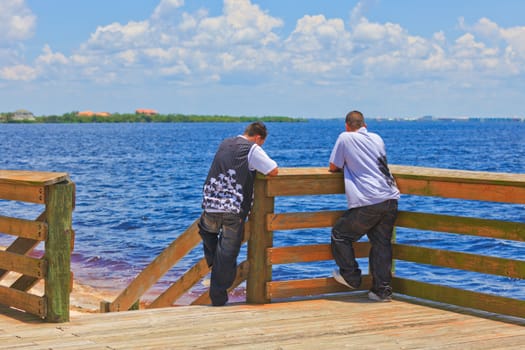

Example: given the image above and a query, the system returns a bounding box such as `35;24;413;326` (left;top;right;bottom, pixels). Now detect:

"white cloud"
84;21;151;50
3;0;525;93
36;45;69;65
152;0;184;20
453;33;498;59
0;0;36;42
0;64;37;80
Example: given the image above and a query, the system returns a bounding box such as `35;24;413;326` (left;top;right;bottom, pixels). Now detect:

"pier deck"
0;293;523;349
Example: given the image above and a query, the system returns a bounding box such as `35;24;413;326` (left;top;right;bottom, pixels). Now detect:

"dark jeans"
331;199;398;297
198;211;244;306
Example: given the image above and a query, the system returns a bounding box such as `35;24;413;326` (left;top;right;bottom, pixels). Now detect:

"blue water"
1;120;524;301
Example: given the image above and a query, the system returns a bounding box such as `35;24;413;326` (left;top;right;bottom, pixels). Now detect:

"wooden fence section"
100;220;252;312
251;166;525;318
0;170;74;322
102;165;524;319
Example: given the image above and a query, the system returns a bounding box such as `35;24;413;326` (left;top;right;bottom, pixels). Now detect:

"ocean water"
1;120;524;301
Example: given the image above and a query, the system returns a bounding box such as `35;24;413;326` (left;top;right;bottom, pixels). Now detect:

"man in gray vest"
329;110;400;302
199;122;278;306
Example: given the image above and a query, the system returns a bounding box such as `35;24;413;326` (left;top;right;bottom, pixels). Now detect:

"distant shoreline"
1;114;524;124
0;113;307;124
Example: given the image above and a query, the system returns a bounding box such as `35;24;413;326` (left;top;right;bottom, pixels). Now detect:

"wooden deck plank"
0;294;523;349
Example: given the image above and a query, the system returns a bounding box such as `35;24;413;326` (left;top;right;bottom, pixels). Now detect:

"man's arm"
266;167;279;176
329;162;341;172
249;145;278;176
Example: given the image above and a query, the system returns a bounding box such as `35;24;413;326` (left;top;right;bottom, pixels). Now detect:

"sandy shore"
0;272;120;315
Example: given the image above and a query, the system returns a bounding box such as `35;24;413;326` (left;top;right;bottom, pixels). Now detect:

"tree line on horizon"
0;111;306;123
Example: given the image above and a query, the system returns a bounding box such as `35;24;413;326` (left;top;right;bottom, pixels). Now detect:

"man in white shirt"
329;110;399;302
200;122;278;306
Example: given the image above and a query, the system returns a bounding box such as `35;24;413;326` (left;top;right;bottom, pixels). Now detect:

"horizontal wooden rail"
268;210;525;242
393;244;525;279
264;166;525;204
396;211;525;242
392;277;525;319
267;211;344;230
267;241;524;280
0;285;46;318
0;251;46;278
0;216;47;240
0;183;45;204
267;243;369;265
267;275;373;300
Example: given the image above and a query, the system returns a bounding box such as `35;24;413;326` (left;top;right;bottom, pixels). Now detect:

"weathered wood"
0;237;41;281
267;242;370;265
269;210;525;243
392;277;525;319
0;170;70;186
3;294;524;349
0;182;45;204
267;211;344;230
271;166;525;187
0;212;45;281
390;164;525;187
393;244;525;279
149;229;252;309
191;260;249;305
107;219;201;312
267;177;345;196
44;180;74;322
265;166;525;203
0;250;46;278
267;275;373;300
396;178;525;204
147;258;210;309
396;211;525;241
0;215;47;240
0;285;45;318
247;177;274;304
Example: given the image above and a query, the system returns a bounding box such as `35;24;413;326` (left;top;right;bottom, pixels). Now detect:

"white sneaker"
332;270;356;289
368;290;392;302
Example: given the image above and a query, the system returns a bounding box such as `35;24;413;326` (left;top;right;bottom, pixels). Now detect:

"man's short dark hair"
244;121;268;139
345;110;365;129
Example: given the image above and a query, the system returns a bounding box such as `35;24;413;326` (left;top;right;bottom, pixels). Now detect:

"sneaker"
332;270;357;289
368;290;392;302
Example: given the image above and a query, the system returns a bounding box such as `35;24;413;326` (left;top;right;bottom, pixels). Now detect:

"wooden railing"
102;166;525;319
0;170;75;322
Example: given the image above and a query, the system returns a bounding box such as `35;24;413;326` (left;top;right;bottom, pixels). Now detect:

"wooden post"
44;180;74;322
246;175;274;304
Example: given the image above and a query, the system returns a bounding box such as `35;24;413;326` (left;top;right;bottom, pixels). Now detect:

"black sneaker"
368;290;392;302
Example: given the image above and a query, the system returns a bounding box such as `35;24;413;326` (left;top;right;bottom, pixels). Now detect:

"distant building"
11;109;35;121
77;111;95;117
77;111;111;117
136;109;158;115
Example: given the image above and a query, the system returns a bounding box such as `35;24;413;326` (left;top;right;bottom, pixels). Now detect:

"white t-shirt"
241;136;277;175
330;127;400;209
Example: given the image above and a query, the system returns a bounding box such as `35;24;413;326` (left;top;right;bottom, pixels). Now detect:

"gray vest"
202;136;255;218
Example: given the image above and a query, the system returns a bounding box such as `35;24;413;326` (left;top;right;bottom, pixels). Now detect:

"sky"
1;0;525;118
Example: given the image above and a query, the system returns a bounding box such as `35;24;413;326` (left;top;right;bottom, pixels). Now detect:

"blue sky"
1;0;525;118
